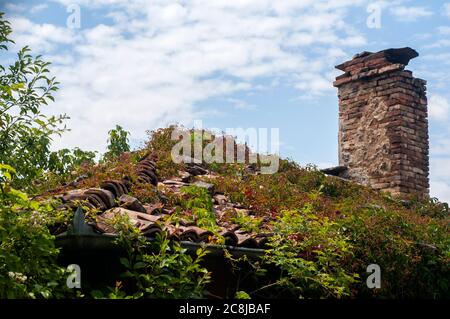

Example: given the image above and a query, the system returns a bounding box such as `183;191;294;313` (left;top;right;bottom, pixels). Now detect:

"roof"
54;155;270;249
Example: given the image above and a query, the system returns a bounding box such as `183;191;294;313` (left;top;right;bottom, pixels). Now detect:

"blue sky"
1;0;450;202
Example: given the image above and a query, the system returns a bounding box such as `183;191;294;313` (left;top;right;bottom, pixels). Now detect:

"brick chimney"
333;48;429;198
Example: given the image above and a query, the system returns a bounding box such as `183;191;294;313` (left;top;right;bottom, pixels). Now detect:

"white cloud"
430;180;450;204
430;157;450;203
30;4;49;14
295;73;334;95
444;3;450;18
227;98;257;110
424;39;450;49
9;17;76;53
423;52;450;66
317;162;337;169
7;1;368;152
431;132;450;156
389;6;433;21
2;2;48;14
429;95;450;121
3;1;449;205
430;129;450;204
437;26;450;35
3;3;27;12
431;158;450;180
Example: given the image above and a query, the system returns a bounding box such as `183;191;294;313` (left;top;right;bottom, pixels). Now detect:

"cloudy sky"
1;0;450;203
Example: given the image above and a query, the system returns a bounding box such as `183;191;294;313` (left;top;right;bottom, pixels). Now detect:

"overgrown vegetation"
103;125;131;161
176;185;220;233
0;12;210;299
262;210;358;298
0;164;72;298
138;128;449;298
91;213;210;299
0;12;448;299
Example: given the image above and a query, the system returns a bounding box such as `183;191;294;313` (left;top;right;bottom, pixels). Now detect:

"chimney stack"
333;48;429;198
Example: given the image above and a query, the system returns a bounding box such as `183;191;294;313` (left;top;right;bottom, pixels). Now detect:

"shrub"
0;164;72;298
92;213;211;298
407;197;449;219
339;206;449;298
261;210;359;298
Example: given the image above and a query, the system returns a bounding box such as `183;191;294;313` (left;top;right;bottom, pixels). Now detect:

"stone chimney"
333;48;429;198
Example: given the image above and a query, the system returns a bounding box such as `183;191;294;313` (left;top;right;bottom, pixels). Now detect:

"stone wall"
333;48;429;198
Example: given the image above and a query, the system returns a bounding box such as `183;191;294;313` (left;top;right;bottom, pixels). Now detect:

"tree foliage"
104;125;130;160
48;148;96;175
0;12;69;189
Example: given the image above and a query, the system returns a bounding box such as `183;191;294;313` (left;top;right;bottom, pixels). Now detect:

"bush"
0;164;72;298
339;206;449;298
407;197;449;219
262;210;359;298
92;212;211;298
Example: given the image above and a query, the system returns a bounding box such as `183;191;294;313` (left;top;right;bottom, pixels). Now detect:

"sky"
0;0;449;203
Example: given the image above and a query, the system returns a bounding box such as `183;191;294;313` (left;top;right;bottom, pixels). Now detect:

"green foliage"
0;13;69;189
104;125;131;160
0;17;446;301
339;206;449;298
406;197;449;219
0;164;72;298
262;210;359;298
181;185;213;211
159;126;449;299
0;13;13;49
231;210;262;233
279;162;325;192
180;185;219;232
146;126;183;179
235;290;251;299
92;213;211;298
48;147;96;175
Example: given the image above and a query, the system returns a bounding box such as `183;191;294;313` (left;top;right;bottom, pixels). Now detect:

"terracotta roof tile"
53;155;269;249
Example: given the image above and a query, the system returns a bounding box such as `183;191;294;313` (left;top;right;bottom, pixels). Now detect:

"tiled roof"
54;155;270;249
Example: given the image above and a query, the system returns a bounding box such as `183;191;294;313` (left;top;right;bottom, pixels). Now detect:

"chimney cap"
384;47;419;65
336;47;419;71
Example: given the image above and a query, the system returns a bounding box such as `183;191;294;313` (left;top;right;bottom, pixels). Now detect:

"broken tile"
118;194;146;213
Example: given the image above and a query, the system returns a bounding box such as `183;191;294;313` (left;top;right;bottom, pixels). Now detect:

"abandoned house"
51;47;430;297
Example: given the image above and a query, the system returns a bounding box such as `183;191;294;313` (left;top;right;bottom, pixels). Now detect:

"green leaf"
235;291;251;299
119;257;131;268
133;262;146;270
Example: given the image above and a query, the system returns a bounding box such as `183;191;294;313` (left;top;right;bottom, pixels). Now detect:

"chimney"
333;48;429;198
